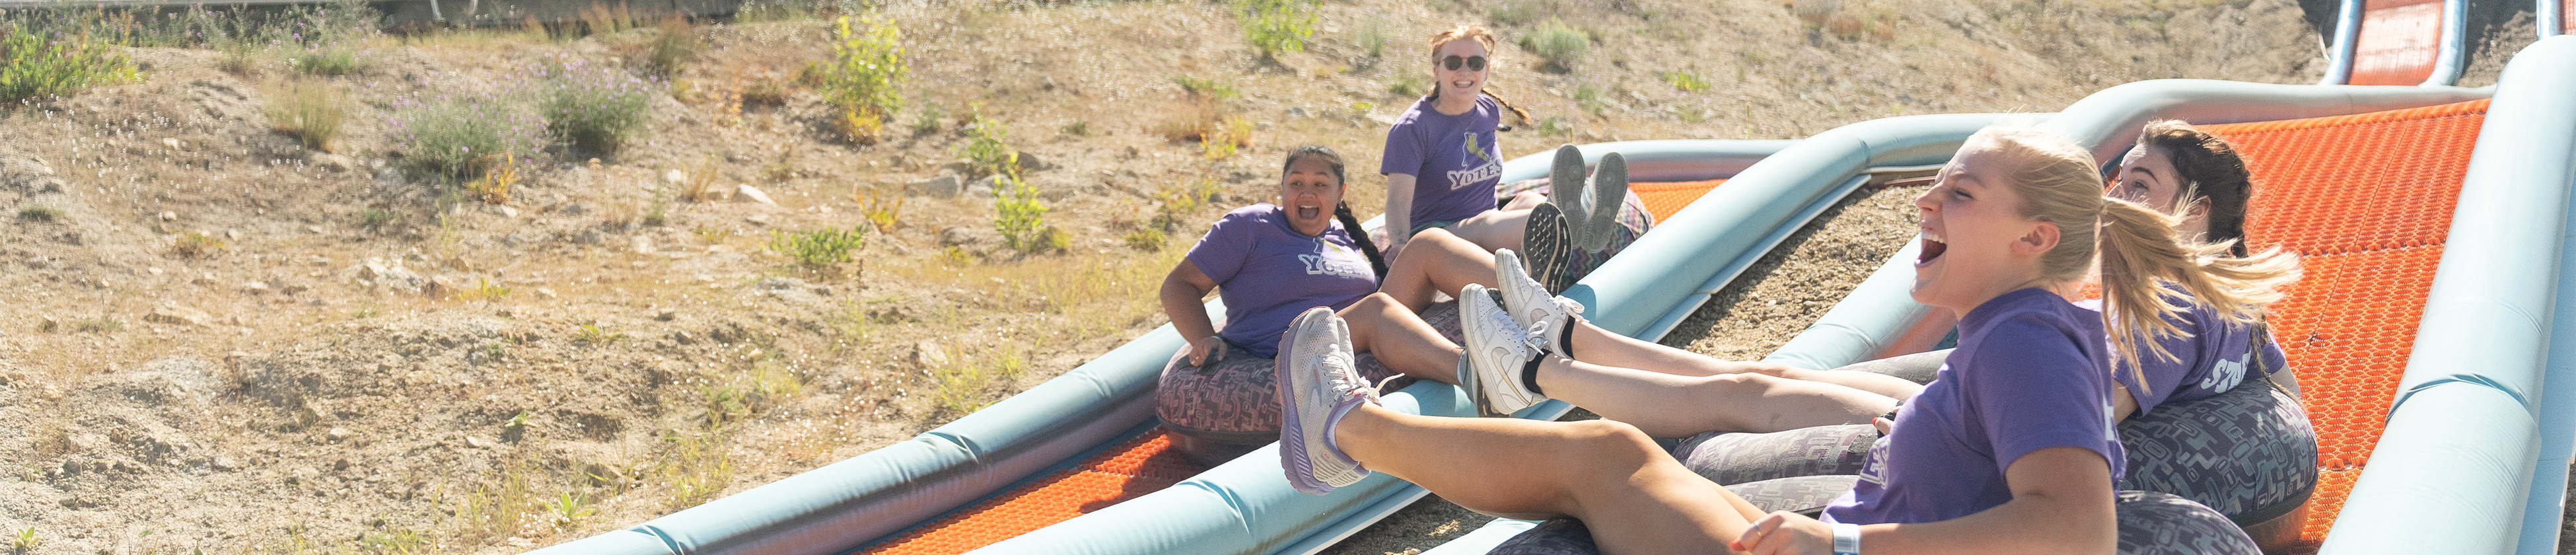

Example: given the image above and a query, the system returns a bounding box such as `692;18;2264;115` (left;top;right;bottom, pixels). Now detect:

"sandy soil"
0;0;2543;552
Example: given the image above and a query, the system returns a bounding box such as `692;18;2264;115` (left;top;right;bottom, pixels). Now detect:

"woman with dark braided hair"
1151;145;1483;463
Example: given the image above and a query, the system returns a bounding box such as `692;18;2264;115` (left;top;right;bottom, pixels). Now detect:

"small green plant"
993;172;1067;253
819;15;907;141
460;278;511;301
1535;116;1571;137
360;209;400;232
1059;120;1091;137
655;424;734;509
1571;83;1609;114
769;227;867;269
544;491;598;530
1519;20;1589;73
0;24;143;102
267;78;345;152
643;190;671;227
1386;73;1429;98
1122;229;1166;251
1353;15;1392;59
1202;116;1252;159
1169;75;1239;100
388;96;544;180
574;324;627;346
911;100;945;135
75;317;122;333
542;61;659;157
292;46;363;76
956;106;1016;179
464;153;518;204
11;527;34;554
1238;0;1318;59
170;232;225;258
1661;70;1711;93
355;528;433;554
855;185;903;233
478;342;509;359
17;205;60;222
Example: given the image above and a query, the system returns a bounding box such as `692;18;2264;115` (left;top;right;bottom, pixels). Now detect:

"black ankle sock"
1555;324;1575;359
1521;356;1546;396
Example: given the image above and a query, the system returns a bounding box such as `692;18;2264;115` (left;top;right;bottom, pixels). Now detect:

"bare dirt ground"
2;0;2542;552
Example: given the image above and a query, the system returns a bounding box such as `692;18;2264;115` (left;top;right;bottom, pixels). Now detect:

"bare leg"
1380;229;1503;313
1535;357;1896;437
1452;208;1533;252
1341;293;1463;385
1565;320;1927;400
1334;405;1763;555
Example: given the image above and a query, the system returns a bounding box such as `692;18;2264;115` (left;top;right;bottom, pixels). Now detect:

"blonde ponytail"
2094;199;2301;391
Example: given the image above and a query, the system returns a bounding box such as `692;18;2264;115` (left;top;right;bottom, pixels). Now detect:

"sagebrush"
541;60;660;157
0;24;141;102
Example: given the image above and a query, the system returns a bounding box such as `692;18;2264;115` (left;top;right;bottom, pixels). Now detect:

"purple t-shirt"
1184;204;1379;359
2075;294;2291;416
1824;288;2126;525
1379;94;1505;227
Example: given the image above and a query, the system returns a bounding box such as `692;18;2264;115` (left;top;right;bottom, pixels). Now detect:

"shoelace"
1319;353;1378;400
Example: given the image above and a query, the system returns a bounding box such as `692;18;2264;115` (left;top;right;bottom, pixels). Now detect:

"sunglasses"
1440;55;1489;71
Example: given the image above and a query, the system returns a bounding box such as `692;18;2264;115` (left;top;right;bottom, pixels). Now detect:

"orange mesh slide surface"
2349;0;2447;85
1632;180;1725;222
856;430;1211;555
2196;98;2487;551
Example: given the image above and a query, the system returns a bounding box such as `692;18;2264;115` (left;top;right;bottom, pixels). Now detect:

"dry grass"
265;78;345;153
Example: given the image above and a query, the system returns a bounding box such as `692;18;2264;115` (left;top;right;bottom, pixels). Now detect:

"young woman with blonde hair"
1274;126;2293;554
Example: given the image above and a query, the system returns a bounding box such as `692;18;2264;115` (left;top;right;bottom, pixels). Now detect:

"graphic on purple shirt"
2074;293;2291;416
1378;95;1504;227
1824;288;2126;525
1184;204;1379;359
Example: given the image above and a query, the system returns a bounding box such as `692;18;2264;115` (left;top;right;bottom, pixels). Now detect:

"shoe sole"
1521;203;1575;295
1278;307;1361;494
1460;287;1540;417
1584;152;1629;252
1494;248;1569;353
1548;145;1591;252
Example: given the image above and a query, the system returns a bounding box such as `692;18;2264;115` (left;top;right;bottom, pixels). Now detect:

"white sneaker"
1494;248;1581;356
1459;285;1547;417
1277;307;1377;495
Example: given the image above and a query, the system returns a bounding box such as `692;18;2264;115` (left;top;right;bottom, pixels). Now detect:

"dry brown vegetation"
0;0;2466;550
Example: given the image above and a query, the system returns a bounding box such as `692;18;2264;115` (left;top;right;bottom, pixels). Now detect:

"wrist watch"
1832;523;1861;555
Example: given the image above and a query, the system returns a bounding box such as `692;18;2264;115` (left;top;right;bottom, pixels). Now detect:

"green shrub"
769;227;867;268
360;207;400;229
1169;75;1238;100
1239;0;1318;59
170;232;225;258
956;108;1015;179
540;61;659;157
819;15;906;127
267;79;345;152
292;46;363;76
1661;70;1711;92
1519;20;1589;72
1354;15;1392;59
993;173;1065;253
17;205;59;222
1535;116;1571;137
0;24;141;102
387;95;546;180
1387;73;1428;98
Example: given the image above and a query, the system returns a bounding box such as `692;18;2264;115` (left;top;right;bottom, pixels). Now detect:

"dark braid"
1284;145;1390;279
1482;89;1533;128
1336;202;1390;279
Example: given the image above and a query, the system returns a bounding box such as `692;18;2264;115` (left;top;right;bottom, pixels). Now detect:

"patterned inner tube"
1153;303;1460;465
1486;488;2258;555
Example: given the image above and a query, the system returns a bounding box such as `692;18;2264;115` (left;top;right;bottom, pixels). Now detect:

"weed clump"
387;95;546;181
630;15;703;78
170;232;225;258
1519;20;1589;73
16;205;59;222
1662;70;1711;92
819;15;906;143
266;78;345;152
769;227;867;269
0;24;142;102
956;108;1016;178
540;59;661;157
993;173;1067;254
1238;0;1317;59
855;185;903;233
465;154;520;204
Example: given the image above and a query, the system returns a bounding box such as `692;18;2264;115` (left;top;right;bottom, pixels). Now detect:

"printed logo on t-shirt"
1444;131;1503;191
1299;241;1373;279
2199;351;2250;393
1855;428;1892;487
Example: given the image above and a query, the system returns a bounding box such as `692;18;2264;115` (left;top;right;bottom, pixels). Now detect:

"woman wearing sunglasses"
1378;25;1549;260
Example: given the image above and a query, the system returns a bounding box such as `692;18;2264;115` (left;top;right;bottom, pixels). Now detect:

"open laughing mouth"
1298;204;1322;220
1917;235;1947;264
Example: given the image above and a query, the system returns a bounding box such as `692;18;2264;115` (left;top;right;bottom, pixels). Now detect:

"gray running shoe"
1277;307;1377;495
1548;145;1593;250
1582;152;1629;252
1520;202;1577;294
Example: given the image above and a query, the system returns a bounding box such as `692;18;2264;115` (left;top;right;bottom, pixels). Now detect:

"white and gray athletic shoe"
1277;307;1377;495
1581;152;1629;252
1458;285;1547;417
1495;248;1582;355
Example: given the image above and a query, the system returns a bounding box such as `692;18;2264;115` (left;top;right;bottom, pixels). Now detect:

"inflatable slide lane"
1427;38;2576;555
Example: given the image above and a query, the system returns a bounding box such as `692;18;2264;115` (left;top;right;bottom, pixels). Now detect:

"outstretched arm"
1736;446;2117;555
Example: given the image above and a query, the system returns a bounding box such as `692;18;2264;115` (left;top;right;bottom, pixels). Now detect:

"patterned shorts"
1153;302;1463;464
1487;489;2258;555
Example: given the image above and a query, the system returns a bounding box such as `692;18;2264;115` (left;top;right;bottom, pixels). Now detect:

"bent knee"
1559;420;1662;459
